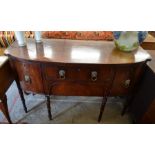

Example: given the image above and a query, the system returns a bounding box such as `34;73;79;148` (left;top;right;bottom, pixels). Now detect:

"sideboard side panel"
13;60;44;94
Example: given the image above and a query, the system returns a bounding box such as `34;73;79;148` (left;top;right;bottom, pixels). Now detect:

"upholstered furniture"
5;39;151;122
41;31;113;40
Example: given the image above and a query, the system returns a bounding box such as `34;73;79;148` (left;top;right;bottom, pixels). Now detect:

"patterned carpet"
0;82;132;124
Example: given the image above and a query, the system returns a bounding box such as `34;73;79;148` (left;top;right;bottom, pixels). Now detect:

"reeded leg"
46;95;52;120
0;95;12;124
98;96;108;122
15;79;28;113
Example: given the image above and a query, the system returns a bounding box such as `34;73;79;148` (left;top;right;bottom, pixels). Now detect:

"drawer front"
111;64;144;95
14;60;44;93
43;64;114;83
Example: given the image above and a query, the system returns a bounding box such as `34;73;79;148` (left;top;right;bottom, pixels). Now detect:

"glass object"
34;31;42;43
113;31;148;52
14;31;26;46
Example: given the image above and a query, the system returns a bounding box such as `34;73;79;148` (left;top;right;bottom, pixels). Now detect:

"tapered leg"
15;79;28;113
0;95;12;123
121;95;133;116
98;96;108;122
46;95;52;120
121;103;128;116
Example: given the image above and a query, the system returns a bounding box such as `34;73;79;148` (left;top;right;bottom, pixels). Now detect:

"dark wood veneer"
13;60;44;93
5;39;151;122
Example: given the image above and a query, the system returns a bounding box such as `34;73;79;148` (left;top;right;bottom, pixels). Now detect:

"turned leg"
15;79;28;113
98;96;108;122
46;95;52;120
0;95;12;124
121;95;133;116
121;103;128;116
98;69;116;122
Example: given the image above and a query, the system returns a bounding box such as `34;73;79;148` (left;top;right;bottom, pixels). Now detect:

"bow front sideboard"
5;39;151;122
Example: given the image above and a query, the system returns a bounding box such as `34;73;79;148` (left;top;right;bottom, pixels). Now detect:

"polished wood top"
0;48;5;56
5;38;151;64
0;48;8;68
0;56;9;68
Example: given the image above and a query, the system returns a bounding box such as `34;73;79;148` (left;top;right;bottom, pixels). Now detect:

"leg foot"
121;96;133;116
0;95;12;123
15;79;28;113
98;97;107;122
121;104;128;116
46;95;52;120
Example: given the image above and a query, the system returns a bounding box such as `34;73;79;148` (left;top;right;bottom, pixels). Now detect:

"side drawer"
111;64;144;96
13;60;44;93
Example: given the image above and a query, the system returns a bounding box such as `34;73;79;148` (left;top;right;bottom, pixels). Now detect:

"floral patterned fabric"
42;31;113;40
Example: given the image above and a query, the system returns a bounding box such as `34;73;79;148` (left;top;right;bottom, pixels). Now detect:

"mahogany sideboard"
5;39;151;122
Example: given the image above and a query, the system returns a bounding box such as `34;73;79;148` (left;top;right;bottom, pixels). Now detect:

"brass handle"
59;70;65;79
24;75;31;83
124;79;131;88
91;71;97;81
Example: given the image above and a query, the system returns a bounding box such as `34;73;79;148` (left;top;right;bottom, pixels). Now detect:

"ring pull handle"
91;71;97;81
124;79;131;88
24;75;31;83
59;70;66;79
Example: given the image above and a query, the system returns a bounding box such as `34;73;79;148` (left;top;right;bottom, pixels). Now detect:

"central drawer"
43;63;114;83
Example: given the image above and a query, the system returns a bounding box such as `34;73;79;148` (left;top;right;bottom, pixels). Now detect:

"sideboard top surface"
5;38;151;64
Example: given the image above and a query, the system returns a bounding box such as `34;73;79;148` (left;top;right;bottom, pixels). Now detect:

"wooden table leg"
46;95;52;120
98;96;108;122
15;79;28;113
98;69;116;122
121;95;134;116
0;95;12;124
